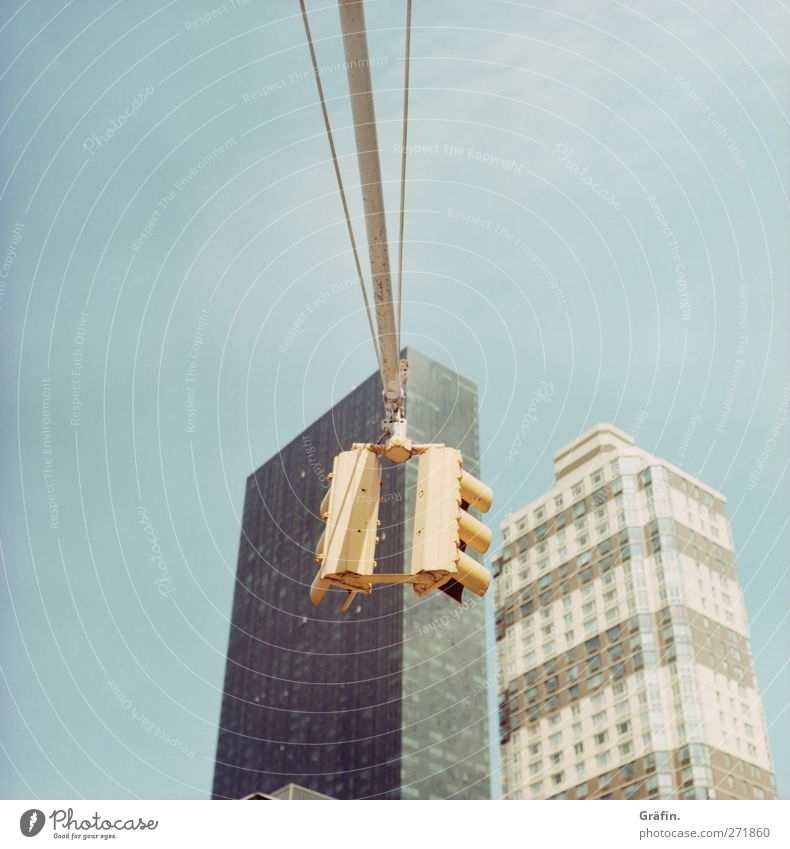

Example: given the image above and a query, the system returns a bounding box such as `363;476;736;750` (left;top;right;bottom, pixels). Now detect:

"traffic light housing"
310;447;381;608
409;446;493;602
310;442;493;611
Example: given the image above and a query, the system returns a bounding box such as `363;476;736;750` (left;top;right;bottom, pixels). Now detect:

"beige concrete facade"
494;424;776;800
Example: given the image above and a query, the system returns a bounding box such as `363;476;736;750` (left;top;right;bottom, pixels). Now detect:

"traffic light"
409;446;493;603
310;446;382;609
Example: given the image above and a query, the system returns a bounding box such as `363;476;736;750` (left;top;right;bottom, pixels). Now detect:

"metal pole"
337;0;404;436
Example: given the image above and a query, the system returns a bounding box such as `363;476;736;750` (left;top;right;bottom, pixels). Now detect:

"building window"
595;539;612;558
608;644;624;663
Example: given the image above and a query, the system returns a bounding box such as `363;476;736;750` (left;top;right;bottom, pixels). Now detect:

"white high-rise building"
494;424;776;800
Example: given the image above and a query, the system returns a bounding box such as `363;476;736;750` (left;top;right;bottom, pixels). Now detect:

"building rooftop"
501;422;727;532
553;423;635;481
242;783;334;800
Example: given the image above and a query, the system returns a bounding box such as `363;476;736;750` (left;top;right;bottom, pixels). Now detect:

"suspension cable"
298;0;382;374
396;0;412;350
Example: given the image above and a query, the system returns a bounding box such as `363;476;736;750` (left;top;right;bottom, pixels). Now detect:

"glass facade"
212;348;491;799
399;350;490;799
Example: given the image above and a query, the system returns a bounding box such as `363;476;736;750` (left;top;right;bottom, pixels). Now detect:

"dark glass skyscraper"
212;348;491;800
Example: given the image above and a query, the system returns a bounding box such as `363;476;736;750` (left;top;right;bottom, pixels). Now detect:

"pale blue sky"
1;0;788;799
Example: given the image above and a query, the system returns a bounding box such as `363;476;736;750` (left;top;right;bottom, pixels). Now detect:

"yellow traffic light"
409;446;493;603
309;441;494;611
310;447;381;608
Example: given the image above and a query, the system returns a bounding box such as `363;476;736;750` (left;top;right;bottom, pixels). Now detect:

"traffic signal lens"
460;471;493;513
457;548;491;596
458;509;492;554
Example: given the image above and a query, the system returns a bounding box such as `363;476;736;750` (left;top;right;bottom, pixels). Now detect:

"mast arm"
337;0;405;437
